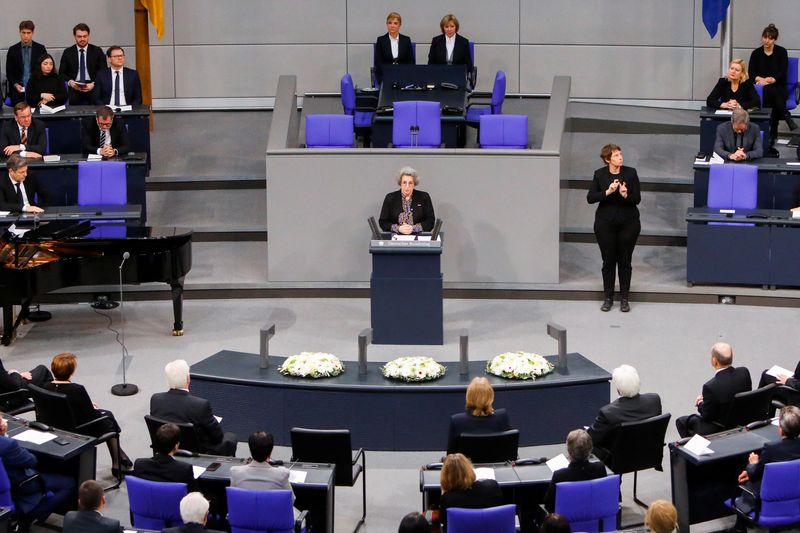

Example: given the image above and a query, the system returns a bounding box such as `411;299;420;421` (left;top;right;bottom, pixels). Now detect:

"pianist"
0;153;45;213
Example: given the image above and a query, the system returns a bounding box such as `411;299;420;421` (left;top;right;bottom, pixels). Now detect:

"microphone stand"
111;252;138;396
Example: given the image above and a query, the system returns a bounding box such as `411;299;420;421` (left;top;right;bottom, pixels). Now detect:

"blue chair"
305;114;355;148
754;57;798;112
478;114;528;149
126;476;186;530
340;73;374;146
555;474;620;532
467;70;505;128
725;458;800;529
391;100;441;148
468;41;477;89
0;458;51;522
44;128;50;155
707;164;757;209
77;161;127;205
447;504;516;533
226;487;308;533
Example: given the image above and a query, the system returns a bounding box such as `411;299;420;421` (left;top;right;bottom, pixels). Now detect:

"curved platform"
190;350;610;451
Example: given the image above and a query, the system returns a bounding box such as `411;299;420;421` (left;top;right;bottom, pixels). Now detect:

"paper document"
87;154;103;161
8;225;29;237
43;155;61;163
772;417;780;426
786;162;800;166
0;211;9;217
776;138;790;145
417;235;432;241
13;429;57;445
289;470;307;484
192;465;206;479
710;152;725;164
766;365;793;378
474;467;495;481
684;434;714;456
714;109;733;115
392;235;415;241
546;453;570;472
214;415;222;423
39;104;66;114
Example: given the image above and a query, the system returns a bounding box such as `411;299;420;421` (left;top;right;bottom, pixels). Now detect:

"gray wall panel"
152;46;176;99
732;1;800;50
693;47;721;101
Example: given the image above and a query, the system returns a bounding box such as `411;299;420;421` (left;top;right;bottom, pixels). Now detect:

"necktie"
22;46;31;86
114;71;121;106
15;183;23;208
20;128;27;146
99;129;107;147
79;49;86;82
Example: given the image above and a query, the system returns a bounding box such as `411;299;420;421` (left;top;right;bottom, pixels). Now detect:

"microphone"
112;251;138;396
119;251;130;269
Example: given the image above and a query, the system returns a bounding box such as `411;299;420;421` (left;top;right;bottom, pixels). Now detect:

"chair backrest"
469;41;475;64
758;458;800;528
0;459;16;512
77;161;128;205
490;70;506;114
126;475;186;530
479;114;528;149
755;83;764;107
392;100;441;148
340;73;356;116
227;487;295;533
290;427;354;486
144;414;202;454
723;384;775;428
456;429;519;464
707;164;758;209
305;114;354;148
27;384;79;432
44;127;50;155
555;474;620;532
604;413;671;475
787;57;798;111
447;504;516;533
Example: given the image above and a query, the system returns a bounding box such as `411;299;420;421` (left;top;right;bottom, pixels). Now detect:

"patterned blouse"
391;194;423;234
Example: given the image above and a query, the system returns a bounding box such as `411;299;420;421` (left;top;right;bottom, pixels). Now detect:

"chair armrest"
352;447;365;466
465;101;489;112
174;449;194;458
75;414;115;435
469;67;477;90
294;509;309;533
0;390;33;412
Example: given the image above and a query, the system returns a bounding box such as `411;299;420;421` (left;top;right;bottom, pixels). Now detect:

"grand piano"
0;218;192;345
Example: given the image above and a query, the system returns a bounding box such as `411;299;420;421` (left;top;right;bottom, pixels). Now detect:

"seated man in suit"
0;357;51;411
587;364;662;461
162;492;224;533
1;102;46;158
545;428;607;513
150;359;237;456
94;46;142;107
714;108;763;161
0;154;46;213
63;479;122;533
676;342;752;438
6;20;48;106
58;23;106;106
132;423;198;492
81;105;130;158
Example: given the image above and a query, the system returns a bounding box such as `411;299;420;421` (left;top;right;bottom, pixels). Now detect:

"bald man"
676;342;752;438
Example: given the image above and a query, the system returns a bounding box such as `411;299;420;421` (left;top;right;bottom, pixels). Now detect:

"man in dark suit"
544;429;607;513
427;14;473;74
132;423;198;492
6;20;48;106
587;364;662;461
63;480;122;533
58;23;106;106
150;359;238;456
93;46;142;107
714;108;763;161
81;105;130;158
1;102;46;158
162;492;225;533
676;342;752;438
0;154;47;213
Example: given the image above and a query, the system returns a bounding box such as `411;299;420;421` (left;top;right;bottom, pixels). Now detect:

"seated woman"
374;12;415;86
439;453;503;531
43;352;131;476
378;167;435;235
645;500;678;533
706;59;760;110
427;14;473;74
446;377;511;454
544;429;606;513
25;53;67;109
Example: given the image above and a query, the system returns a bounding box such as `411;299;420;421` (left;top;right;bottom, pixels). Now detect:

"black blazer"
428;34;473;73
93;67;143;106
0;172;47;211
378;190;435;232
587;393;662;450
698;366;752;425
5;41;48;88
81;116;130;156
440;479;503;529
0;117;47;156
545;459;607;512
749;45;789;89
63;509;122;533
447;409;511;454
745;437;800;487
374;33;415;83
58;44;107;104
706;78;760;110
25;73;68;108
150;389;225;452
587;166;641;223
133;454;199;493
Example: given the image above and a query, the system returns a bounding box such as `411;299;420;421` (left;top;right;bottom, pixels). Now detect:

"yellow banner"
140;0;165;39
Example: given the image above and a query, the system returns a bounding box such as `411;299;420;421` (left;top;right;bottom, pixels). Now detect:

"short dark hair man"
58;23;106;106
1;102;46;158
94;46;143;107
132;423;198;492
63;480;123;533
0;154;46;213
714;108;763;161
5;21;48;106
81;105;131;158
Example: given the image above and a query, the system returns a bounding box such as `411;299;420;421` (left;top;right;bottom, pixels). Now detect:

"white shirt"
445;35;456;62
389;34;399;59
8;176;30;208
110;68;128;106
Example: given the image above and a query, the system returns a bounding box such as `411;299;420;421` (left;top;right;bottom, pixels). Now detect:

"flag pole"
134;0;154;131
719;0;733;76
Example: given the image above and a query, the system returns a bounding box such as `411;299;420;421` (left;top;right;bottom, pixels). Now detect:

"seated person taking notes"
714;108;763;161
379;166;435;235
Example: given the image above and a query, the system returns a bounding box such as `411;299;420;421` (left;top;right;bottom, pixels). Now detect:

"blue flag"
702;0;731;38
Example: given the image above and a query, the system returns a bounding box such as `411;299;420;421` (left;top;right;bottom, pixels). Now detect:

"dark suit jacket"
587;166;641;223
440;479;503;529
374;33;414;83
0;435;43;513
63;509;122;533
446;408;511;454
80;116;130;156
94;67;143;106
0;172;47;211
150;389;225;452
132;453;199;492
0;117;47;156
162;524;224;533
58;44;107;104
378;190;435;232
698;366;752;425
587;393;662;450
745;437;800;490
714;122;763;160
545;459;607;512
6;41;48;88
428;34;473;73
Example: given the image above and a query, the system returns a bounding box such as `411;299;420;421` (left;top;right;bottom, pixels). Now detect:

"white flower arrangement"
381;356;446;382
278;352;344;379
486;351;554;380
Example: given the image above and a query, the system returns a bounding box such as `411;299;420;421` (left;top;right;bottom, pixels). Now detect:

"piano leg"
1;305;12;346
170;279;185;336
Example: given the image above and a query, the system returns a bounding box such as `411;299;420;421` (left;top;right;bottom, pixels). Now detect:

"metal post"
547;322;568;371
719;1;733;76
260;324;276;369
459;330;469;376
358;328;372;376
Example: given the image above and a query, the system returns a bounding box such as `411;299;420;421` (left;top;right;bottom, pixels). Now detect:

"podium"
369;236;443;345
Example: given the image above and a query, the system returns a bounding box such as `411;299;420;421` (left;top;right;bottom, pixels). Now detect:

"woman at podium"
379;167;435;234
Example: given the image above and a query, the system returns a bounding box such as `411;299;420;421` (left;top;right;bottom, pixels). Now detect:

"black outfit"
378;190;435;232
374;33;414;85
428;34;473;74
0;172;47;212
706;78;760;110
440;479;504;530
0;116;47;156
586;166;641;300
749;45;790;143
5;41;48;105
58;44;107;105
0;358;51;411
63;509;123;533
80;116;131;157
132;453;199;492
446;408;511;454
42;382;121;437
676;366;752;437
587;392;662;460
25;73;67;108
150;388;238;456
760;360;800;390
544;459;607;512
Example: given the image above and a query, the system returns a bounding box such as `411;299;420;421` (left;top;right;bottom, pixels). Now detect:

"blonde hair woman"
446;377;511;453
439;453;503;530
706;59;759;110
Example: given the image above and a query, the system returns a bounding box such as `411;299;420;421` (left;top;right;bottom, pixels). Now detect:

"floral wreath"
486;351;554;380
381;356;446;382
278;352;344;378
